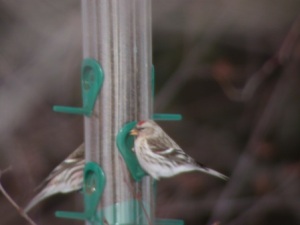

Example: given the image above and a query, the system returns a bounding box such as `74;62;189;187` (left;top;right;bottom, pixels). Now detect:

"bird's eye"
137;127;145;131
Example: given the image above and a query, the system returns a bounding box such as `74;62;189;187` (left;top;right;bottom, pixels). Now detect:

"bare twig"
156;10;300;109
205;17;300;222
207;46;300;224
155;0;239;111
209;28;300;225
226;174;300;225
0;166;12;175
0;167;38;225
218;13;300;101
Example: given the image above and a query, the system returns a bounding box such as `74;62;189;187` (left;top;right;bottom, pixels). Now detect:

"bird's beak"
130;128;138;136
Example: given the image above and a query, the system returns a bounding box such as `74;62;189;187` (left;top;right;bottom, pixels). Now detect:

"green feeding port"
53;58;104;116
152;114;182;121
156;219;185;225
56;162;106;222
116;121;148;181
55;161;184;225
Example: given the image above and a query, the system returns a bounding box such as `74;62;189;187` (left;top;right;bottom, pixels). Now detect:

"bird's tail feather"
197;167;229;181
24;182;82;213
24;189;52;213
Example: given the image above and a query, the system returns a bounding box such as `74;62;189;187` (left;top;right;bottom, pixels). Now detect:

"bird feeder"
53;0;183;224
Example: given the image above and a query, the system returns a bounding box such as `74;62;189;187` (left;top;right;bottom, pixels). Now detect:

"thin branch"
0;166;12;175
226;174;300;225
217;13;300;101
0;167;38;225
206;48;300;224
155;0;240;111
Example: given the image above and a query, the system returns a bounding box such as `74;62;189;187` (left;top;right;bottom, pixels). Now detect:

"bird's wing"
145;132;229;181
147;135;196;166
35;144;84;191
146;132;181;152
24;158;84;213
146;138;229;180
25;145;85;212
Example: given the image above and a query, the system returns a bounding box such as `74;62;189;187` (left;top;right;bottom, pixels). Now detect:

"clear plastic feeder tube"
81;0;154;224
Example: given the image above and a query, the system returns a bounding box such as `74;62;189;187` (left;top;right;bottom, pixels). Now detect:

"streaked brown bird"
130;120;229;181
24;144;85;212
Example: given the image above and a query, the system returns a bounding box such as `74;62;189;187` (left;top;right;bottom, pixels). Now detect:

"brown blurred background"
1;0;300;225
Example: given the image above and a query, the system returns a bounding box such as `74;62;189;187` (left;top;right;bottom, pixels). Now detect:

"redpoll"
130;120;229;181
24;144;85;212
